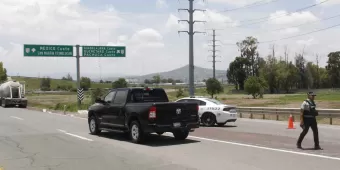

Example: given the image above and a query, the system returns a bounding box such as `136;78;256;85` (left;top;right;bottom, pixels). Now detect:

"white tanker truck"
0;80;27;108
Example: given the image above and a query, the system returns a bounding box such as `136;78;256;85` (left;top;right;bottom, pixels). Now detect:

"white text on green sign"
23;44;73;57
82;46;126;57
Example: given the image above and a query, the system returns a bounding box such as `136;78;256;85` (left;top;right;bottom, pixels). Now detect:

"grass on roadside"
12;76;188;91
12;76;112;91
26;86;340;113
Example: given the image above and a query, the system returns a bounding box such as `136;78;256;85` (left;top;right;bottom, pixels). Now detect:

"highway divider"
237;107;340;125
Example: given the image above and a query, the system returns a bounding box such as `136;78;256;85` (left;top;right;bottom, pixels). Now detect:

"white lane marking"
57;129;93;142
39;109;339;129
239;118;340;130
57;129;67;133
188;135;340;161
39;109;340;160
38;110;87;120
10;116;23;120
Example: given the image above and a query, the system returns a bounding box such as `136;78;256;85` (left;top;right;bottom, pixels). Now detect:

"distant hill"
123;65;226;82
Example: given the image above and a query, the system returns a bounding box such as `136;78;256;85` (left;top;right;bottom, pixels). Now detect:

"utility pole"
178;0;206;97
208;29;221;79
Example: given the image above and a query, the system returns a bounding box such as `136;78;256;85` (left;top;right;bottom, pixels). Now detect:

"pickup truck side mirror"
95;98;104;103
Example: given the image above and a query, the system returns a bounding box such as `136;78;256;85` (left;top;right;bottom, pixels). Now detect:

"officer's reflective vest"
303;100;317;117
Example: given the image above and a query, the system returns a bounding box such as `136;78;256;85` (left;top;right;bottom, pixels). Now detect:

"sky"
1;0;340;80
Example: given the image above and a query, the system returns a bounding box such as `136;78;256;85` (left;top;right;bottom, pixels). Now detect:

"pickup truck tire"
1;99;7;108
156;132;164;135
129;121;145;144
217;123;226;127
173;130;189;140
89;116;101;135
201;112;216;127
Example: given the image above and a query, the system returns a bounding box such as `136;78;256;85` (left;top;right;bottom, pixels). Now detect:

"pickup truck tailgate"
153;102;199;124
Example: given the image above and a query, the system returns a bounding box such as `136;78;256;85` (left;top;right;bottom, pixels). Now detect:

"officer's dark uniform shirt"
300;99;317;118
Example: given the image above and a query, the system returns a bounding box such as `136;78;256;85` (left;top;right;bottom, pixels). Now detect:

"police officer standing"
297;92;322;150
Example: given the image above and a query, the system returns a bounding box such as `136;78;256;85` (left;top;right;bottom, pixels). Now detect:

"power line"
223;22;340;46
250;13;340;36
219;0;280;13
224;0;331;27
259;22;340;44
178;0;206;97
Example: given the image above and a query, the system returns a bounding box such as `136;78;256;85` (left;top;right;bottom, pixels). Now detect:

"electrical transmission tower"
207;29;221;79
178;0;206;97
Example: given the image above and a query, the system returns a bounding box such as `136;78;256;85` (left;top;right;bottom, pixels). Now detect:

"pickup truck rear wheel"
129;121;145;144
89;116;101;135
173;130;189;140
1;99;7;108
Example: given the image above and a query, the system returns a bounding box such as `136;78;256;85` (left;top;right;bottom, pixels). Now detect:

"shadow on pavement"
95;132;200;147
216;125;238;128
302;147;324;151
200;125;237;128
199;123;237;128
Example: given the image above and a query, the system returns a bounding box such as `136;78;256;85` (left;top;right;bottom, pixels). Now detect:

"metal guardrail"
237;107;340;125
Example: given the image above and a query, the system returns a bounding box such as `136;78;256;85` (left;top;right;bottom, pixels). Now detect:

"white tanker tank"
0;80;27;108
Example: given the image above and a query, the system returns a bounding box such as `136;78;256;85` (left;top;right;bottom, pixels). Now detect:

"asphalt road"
0;107;339;170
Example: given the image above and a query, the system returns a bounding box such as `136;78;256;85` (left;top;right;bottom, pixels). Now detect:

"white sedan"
175;97;238;127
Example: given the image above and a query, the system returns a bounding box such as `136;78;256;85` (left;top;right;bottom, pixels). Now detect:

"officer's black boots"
297;143;302;149
314;145;322;150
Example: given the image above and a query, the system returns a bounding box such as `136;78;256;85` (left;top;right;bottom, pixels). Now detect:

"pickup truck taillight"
196;105;199;111
149;106;156;119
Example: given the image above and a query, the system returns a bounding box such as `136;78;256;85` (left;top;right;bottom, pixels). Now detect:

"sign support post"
76;45;81;109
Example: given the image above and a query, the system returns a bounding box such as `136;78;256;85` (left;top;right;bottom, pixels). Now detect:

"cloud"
1;0;339;78
196;0;206;7
316;0;340;6
296;37;317;46
0;0;168;77
280;27;300;35
130;28;165;49
208;0;268;6
268;11;318;25
194;9;239;29
156;0;168;9
165;14;187;32
0;0;124;45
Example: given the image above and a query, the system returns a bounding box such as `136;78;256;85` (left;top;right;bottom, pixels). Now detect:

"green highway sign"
24;44;74;57
82;46;126;57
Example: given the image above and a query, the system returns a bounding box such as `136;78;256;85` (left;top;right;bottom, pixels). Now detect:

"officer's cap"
307;91;317;96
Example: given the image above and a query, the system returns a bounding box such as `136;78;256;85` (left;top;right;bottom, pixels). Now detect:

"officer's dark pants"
297;117;319;146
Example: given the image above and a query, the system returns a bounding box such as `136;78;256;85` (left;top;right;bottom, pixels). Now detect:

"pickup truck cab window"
104;91;116;103
113;90;128;104
131;89;168;102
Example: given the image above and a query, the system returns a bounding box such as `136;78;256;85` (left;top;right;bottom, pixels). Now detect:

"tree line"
0;62;7;83
39;75;130;91
144;75;183;85
226;36;340;98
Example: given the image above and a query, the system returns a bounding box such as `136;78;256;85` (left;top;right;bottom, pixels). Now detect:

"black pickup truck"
87;87;200;143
